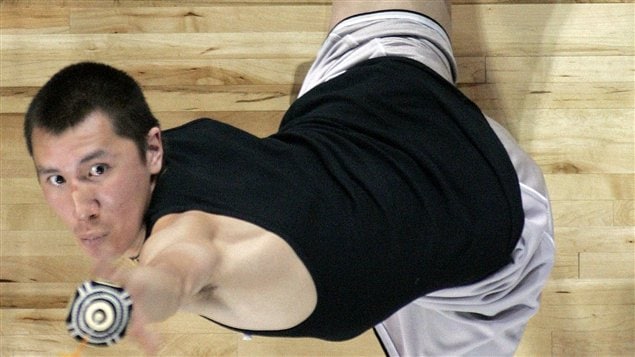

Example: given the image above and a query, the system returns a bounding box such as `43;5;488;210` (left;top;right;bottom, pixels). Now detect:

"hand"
92;258;183;356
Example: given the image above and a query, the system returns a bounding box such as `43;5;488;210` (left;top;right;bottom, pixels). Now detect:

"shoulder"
140;211;220;264
143;211;280;262
152;210;214;232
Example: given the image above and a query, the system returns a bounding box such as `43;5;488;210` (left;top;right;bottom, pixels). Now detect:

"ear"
145;127;163;175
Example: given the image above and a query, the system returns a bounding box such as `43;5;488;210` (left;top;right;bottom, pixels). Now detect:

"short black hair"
24;62;159;159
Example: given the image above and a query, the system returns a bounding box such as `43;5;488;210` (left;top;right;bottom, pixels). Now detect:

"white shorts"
300;11;555;356
299;11;457;95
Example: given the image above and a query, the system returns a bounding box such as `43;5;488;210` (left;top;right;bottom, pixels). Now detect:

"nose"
71;183;100;221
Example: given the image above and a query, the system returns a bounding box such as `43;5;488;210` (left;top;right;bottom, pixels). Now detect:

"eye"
47;175;66;186
89;164;108;177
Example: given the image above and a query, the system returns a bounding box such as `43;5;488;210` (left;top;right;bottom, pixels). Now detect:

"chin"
78;239;116;261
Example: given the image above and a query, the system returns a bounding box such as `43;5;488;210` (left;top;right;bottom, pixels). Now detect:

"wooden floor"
1;0;633;356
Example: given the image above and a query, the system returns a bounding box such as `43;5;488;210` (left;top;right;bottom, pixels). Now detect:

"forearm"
123;264;185;323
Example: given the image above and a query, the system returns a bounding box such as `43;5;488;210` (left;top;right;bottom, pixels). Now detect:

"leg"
330;0;452;34
376;229;554;356
375;119;555;356
299;8;457;96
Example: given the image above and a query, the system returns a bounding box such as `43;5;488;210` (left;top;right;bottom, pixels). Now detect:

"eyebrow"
36;149;108;176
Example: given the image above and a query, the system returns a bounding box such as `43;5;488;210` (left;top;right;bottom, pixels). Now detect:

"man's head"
24;62;159;160
25;62;163;260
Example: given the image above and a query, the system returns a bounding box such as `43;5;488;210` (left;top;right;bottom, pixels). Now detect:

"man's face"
30;111;162;260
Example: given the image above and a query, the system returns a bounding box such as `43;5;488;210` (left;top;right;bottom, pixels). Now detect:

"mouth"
77;233;107;254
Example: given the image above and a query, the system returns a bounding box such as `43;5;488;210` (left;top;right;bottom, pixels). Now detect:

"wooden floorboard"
1;1;633;356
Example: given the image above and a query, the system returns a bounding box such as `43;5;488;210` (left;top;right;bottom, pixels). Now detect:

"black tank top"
145;57;524;340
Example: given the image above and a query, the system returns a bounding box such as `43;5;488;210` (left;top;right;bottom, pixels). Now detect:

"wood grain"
1;1;633;356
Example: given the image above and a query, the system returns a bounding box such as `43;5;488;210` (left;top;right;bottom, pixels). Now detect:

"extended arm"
95;210;316;354
94;212;221;353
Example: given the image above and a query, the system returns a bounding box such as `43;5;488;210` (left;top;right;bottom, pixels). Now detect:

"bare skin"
330;0;452;34
32;111;162;260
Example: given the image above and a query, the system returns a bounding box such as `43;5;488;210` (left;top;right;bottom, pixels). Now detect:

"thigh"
329;0;452;34
299;11;457;97
376;301;532;356
376;228;554;356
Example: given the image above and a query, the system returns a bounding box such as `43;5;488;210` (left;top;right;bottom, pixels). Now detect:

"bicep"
142;212;220;298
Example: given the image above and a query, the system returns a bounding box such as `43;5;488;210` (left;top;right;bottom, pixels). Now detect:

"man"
25;1;554;355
